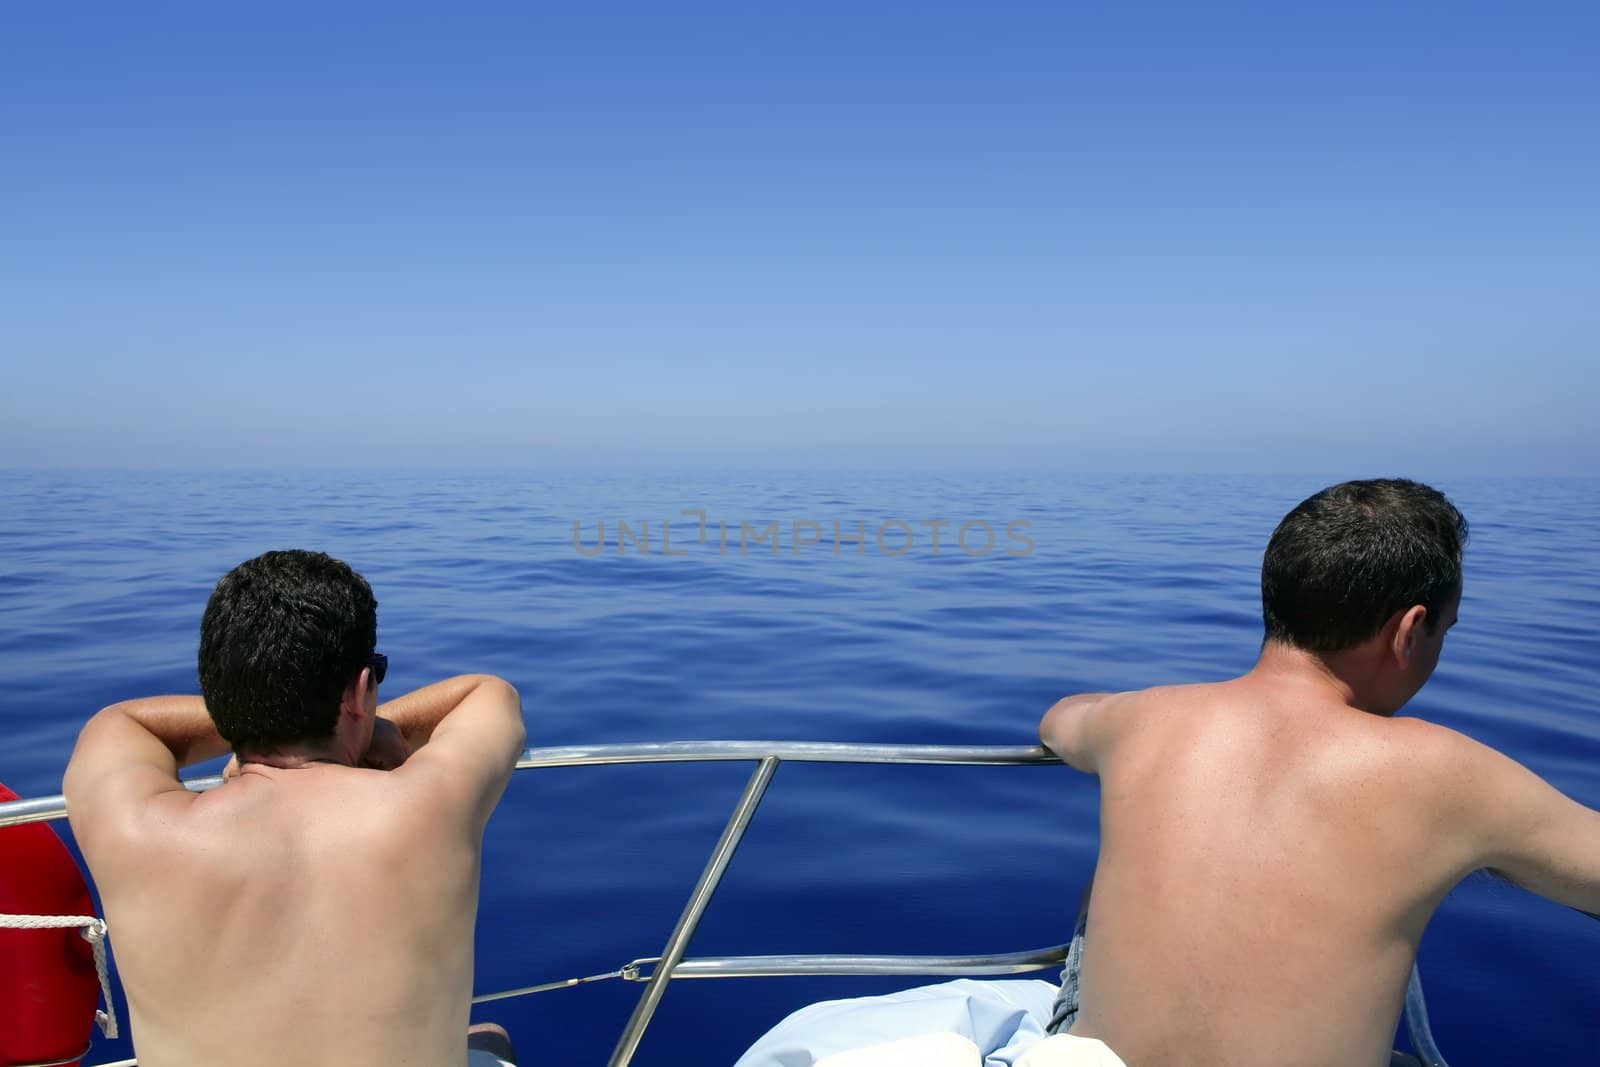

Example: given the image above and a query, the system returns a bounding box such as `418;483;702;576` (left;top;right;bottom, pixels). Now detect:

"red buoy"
0;782;102;1067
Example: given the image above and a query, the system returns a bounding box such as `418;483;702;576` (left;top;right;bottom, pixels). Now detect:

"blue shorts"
1045;901;1089;1035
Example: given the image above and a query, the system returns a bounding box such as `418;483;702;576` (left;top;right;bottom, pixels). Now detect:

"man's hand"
361;718;412;771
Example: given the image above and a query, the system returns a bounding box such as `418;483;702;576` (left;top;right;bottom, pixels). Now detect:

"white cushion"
816;1031;981;1067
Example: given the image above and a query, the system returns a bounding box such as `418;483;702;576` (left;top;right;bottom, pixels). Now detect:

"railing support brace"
605;756;780;1067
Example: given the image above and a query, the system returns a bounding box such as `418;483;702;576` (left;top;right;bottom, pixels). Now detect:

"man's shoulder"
1343;716;1519;829
1101;680;1240;721
1383;717;1547;797
1366;715;1490;767
68;779;198;862
1061;683;1228;762
1112;683;1486;773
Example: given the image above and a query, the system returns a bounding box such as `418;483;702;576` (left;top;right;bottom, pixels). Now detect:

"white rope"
0;912;101;929
0;913;120;1039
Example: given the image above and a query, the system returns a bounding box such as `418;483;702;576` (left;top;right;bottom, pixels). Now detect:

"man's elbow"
85;701;136;733
1039;715;1094;773
461;674;515;701
1038;697;1085;754
66;704;130;769
481;676;522;714
482;677;526;753
62;706;129;812
488;675;519;700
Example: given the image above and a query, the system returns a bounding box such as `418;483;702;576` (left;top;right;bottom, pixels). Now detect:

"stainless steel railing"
0;741;1059;829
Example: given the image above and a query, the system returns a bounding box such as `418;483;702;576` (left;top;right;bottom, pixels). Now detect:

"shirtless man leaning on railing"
65;549;526;1067
1041;479;1600;1067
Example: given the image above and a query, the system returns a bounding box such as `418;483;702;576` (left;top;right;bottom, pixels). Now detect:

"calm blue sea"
2;470;1597;1065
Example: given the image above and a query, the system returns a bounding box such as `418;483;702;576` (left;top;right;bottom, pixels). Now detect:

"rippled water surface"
2;470;1597;1064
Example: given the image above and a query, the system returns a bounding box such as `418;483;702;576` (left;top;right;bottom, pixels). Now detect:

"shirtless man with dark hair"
1041;479;1600;1066
65;550;528;1067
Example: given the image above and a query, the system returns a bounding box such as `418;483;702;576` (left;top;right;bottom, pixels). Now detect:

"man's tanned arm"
389;674;525;826
1463;734;1600;915
1419;722;1600;916
378;675;517;749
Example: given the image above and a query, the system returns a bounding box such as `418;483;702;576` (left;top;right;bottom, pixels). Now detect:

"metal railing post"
605;756;780;1067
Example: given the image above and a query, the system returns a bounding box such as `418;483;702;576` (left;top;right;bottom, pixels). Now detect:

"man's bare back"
1057;680;1461;1065
1039;481;1600;1067
67;675;523;1067
64;553;526;1067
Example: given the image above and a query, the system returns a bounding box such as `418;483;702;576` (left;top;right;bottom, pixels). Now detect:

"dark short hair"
1262;479;1467;653
198;550;377;755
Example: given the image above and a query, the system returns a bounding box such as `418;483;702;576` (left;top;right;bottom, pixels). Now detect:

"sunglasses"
367;652;388;686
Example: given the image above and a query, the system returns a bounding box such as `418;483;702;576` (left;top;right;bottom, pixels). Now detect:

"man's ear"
339;668;374;720
1390;604;1429;666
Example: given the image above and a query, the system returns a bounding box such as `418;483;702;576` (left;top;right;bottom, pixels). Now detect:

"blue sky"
3;3;1596;473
